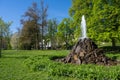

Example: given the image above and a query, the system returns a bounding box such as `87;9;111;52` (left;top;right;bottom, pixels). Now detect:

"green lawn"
0;50;120;80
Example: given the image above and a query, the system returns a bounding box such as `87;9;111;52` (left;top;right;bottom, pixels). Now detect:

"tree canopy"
47;19;58;49
0;18;12;57
8;0;120;50
69;0;120;47
57;18;75;49
19;1;48;50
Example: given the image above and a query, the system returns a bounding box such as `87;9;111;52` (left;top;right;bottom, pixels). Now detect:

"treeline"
1;0;120;51
69;0;120;47
11;1;75;50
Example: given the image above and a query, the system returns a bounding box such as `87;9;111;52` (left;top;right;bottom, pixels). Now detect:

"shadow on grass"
111;56;118;60
100;46;120;53
50;55;65;60
1;54;53;60
1;55;29;59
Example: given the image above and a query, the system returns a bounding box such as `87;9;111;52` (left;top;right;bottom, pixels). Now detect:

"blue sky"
0;0;72;33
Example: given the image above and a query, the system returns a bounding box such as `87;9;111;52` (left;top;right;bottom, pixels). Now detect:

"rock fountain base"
56;38;118;65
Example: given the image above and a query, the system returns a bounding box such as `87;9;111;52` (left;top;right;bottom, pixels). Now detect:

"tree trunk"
0;45;1;58
41;25;44;50
0;50;1;58
111;38;116;48
0;36;2;58
36;32;39;50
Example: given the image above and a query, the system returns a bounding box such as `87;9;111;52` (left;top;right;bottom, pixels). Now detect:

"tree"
57;18;75;49
0;18;3;57
69;0;120;47
19;1;48;50
47;19;58;49
40;0;48;50
0;18;12;57
10;32;20;49
20;20;40;50
69;0;93;41
20;2;40;50
4;22;12;49
92;0;120;47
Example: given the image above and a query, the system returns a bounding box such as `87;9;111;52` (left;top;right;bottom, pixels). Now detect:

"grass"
0;50;120;80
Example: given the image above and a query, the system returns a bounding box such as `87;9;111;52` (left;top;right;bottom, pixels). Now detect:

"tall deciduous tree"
69;0;93;41
20;1;47;50
20;3;40;50
0;18;12;57
40;0;48;50
10;32;20;49
47;19;58;49
91;0;120;47
57;18;75;49
69;0;120;47
0;18;3;57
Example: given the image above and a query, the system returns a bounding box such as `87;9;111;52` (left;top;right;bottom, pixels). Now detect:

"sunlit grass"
0;50;120;80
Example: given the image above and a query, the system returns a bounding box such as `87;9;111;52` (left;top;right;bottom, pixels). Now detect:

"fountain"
55;15;118;65
81;15;87;38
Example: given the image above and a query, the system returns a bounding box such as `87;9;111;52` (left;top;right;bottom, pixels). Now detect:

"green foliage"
0;18;12;49
10;32;20;49
0;18;12;57
20;20;40;50
19;3;41;50
69;0;120;47
19;1;48;50
91;1;120;42
46;19;58;49
57;18;75;49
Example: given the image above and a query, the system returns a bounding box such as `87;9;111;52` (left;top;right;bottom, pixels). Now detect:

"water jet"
81;15;87;38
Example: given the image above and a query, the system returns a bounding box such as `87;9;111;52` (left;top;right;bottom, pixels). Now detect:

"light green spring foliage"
57;18;75;46
47;19;58;49
69;0;120;43
0;18;12;49
10;32;19;49
0;18;12;37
